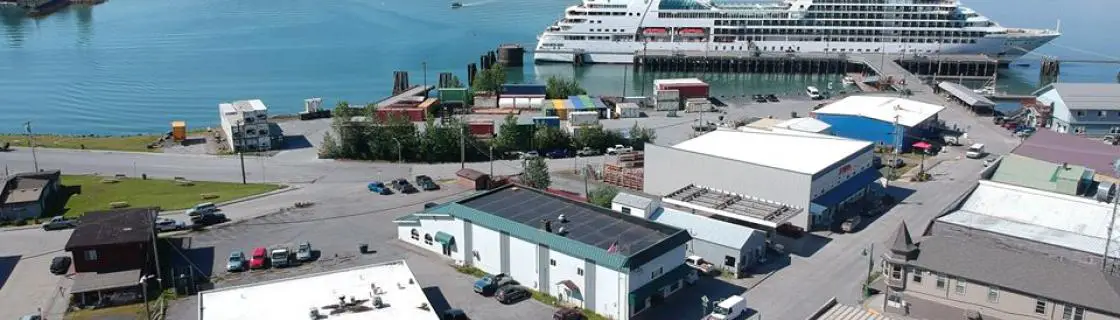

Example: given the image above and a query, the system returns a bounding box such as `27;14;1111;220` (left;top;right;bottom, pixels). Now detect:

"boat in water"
14;0;71;17
450;1;462;8
534;0;1060;65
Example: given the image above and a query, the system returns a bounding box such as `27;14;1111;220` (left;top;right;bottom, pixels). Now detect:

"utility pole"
489;145;494;178
1105;159;1120;272
392;137;403;164
621;64;629;98
24;121;38;172
237;120;247;184
887;112;901;182
862;243;875;298
460;125;466;169
422;61;428;88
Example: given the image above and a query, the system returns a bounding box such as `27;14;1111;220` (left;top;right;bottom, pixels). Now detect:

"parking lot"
163;181;557;320
0;227;76;320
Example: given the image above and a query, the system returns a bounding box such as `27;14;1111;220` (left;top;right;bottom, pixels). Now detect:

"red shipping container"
376;108;426;122
468;121;494;136
657;83;709;99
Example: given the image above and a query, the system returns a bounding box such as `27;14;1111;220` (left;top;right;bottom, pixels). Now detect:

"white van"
806;86;823;100
705;296;746;320
966;143;986;159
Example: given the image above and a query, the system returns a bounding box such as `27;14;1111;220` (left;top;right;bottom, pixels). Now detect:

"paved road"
0;228;75;320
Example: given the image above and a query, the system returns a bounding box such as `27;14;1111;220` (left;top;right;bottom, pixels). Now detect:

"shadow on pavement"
748;253;790;276
161;237;215;294
0;255;19;290
281;135;313;150
422;286;453;314
633;277;746;320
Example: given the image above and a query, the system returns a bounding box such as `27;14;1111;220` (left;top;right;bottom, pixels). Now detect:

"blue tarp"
812;169;882;207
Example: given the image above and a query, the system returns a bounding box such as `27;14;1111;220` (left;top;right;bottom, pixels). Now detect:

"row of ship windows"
713;28;986;38
806;12;964;21
567;11;641;17
559;35;977;44
810;5;953;12
714;19;986;29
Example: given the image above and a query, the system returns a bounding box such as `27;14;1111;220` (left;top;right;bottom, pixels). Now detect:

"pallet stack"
602;151;645;190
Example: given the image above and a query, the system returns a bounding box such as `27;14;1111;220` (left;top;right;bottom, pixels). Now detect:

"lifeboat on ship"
642;28;667;35
678;28;706;35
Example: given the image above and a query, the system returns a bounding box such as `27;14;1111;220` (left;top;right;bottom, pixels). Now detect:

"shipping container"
568;96;585;109
474;94;498;108
551;99;565;108
304;98;322;113
439;88;469;104
684;98;713;113
468;121;495;137
655;89;681;100
529;98;545;109
569;111;600;126
623;96;650;107
498;98;516;108
655;78;709;99
578;95;595;108
591;98;610;118
616;103;641;118
171;121;187;142
514;98;530;109
533;116;561;128
501;84;547;96
655;100;681;111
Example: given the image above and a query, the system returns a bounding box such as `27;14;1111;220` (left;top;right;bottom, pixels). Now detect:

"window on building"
1099;111;1108;117
987;286;999;303
890;264;902;279
954;279;966;294
577;267;584;276
1062;305;1084;320
424;234;433;245
1077;111;1085;117
550;259;557;266
1111;127;1120;134
724;256;736;267
84;250;98;261
410;229;419;240
911;271;922;283
621;207;631;214
1035;299;1047;314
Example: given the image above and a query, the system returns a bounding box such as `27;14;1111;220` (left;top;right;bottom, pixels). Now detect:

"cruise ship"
534;0;1059;65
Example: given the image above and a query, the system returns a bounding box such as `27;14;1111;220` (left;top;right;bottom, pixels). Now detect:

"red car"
249;247;268;269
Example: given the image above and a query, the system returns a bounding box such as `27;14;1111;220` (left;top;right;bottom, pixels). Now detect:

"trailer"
569;111;600;126
655;78;710;99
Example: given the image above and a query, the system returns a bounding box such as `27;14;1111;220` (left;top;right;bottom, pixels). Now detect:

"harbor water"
1;0;1118;134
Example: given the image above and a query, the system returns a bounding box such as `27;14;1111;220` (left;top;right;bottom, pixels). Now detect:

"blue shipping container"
532;116;561;128
502;84;546;95
568;97;585;109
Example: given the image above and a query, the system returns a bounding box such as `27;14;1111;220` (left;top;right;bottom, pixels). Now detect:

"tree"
472;64;506;93
533;125;572;152
573;125;621;152
588;185;619;208
545;76;587;99
522;157;551;189
319;132;340;158
629;122;657;151
448;75;463;88
493;114;524;153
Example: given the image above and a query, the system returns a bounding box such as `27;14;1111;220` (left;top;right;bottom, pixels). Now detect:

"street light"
139;274;159;320
861;243;875;299
391;137;403;164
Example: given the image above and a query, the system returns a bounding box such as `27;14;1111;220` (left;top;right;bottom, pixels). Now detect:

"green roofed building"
990;154;1095;196
394;184;694;320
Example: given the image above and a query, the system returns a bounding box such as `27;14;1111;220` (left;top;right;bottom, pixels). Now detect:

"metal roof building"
1013;129;1120;181
773;117;832;135
1034;83;1120;137
644;129;880;233
988;153;1094;195
394;185;694;320
648;208;766;278
937;81;996;108
811;96;945;152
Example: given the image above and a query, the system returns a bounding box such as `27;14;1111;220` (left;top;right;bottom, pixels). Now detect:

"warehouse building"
644;129;879;231
394;185;694;320
812;96;944;152
1033;83;1120;137
218;99;276;152
611;192;767;278
198;260;439;320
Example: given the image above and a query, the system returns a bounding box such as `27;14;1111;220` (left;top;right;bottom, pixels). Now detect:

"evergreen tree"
522;157;551;189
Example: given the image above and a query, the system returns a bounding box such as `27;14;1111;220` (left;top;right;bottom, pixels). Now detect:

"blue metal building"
812;96;945;152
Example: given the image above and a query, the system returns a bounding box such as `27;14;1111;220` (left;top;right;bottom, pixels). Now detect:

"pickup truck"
685;255;715;275
42;216;77;231
606;145;633;155
473;273;516;296
576;147;599;156
271;248;292;268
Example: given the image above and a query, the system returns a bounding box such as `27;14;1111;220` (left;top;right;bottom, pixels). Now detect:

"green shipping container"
439;88;469;103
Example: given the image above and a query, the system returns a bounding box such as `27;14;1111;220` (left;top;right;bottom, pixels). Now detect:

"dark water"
0;0;1117;134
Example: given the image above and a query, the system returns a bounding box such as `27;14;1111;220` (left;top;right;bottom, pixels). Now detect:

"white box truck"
966;143;986;159
703;296;746;320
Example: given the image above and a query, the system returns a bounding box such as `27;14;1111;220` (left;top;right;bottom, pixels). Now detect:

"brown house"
65;207;158;273
0;170;61;221
456;168;491;190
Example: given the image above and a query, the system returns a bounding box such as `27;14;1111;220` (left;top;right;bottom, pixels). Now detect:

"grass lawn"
65;303;147;320
60;175;283;217
0;134;162;153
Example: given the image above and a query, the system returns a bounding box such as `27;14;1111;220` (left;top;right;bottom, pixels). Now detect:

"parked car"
367;181;392;195
705;296;746;320
441;308;469;320
494;285;532;304
519;151;540;160
391;178;419;194
606;145;633;155
296;242;313;262
41;216;76;231
553;307;585;320
841;216;862;233
546;149;569;159
766;94;780;102
684;255;715;275
271;248;292;268
185;202;218;217
249;247;268;269
424;202;441;209
190;212;227;227
18;315;41;320
753;94;767;103
473;273;516;295
415;175;439;191
49;256;71;275
155;218;186;232
576;147;599;156
226;251;246;272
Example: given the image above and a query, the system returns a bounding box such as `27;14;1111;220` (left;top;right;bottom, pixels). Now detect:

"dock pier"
631;51;1000;81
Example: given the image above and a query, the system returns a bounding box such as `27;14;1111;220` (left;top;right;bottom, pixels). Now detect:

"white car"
155;218;186;232
606;145;633;155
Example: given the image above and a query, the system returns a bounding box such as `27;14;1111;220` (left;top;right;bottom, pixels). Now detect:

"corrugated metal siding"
815;114;901;150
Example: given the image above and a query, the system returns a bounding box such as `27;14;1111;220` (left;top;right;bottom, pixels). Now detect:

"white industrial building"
773;118;833;135
219;99;273;152
197;260;438;320
930;180;1120;268
644;129;881;232
394;185;695;320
